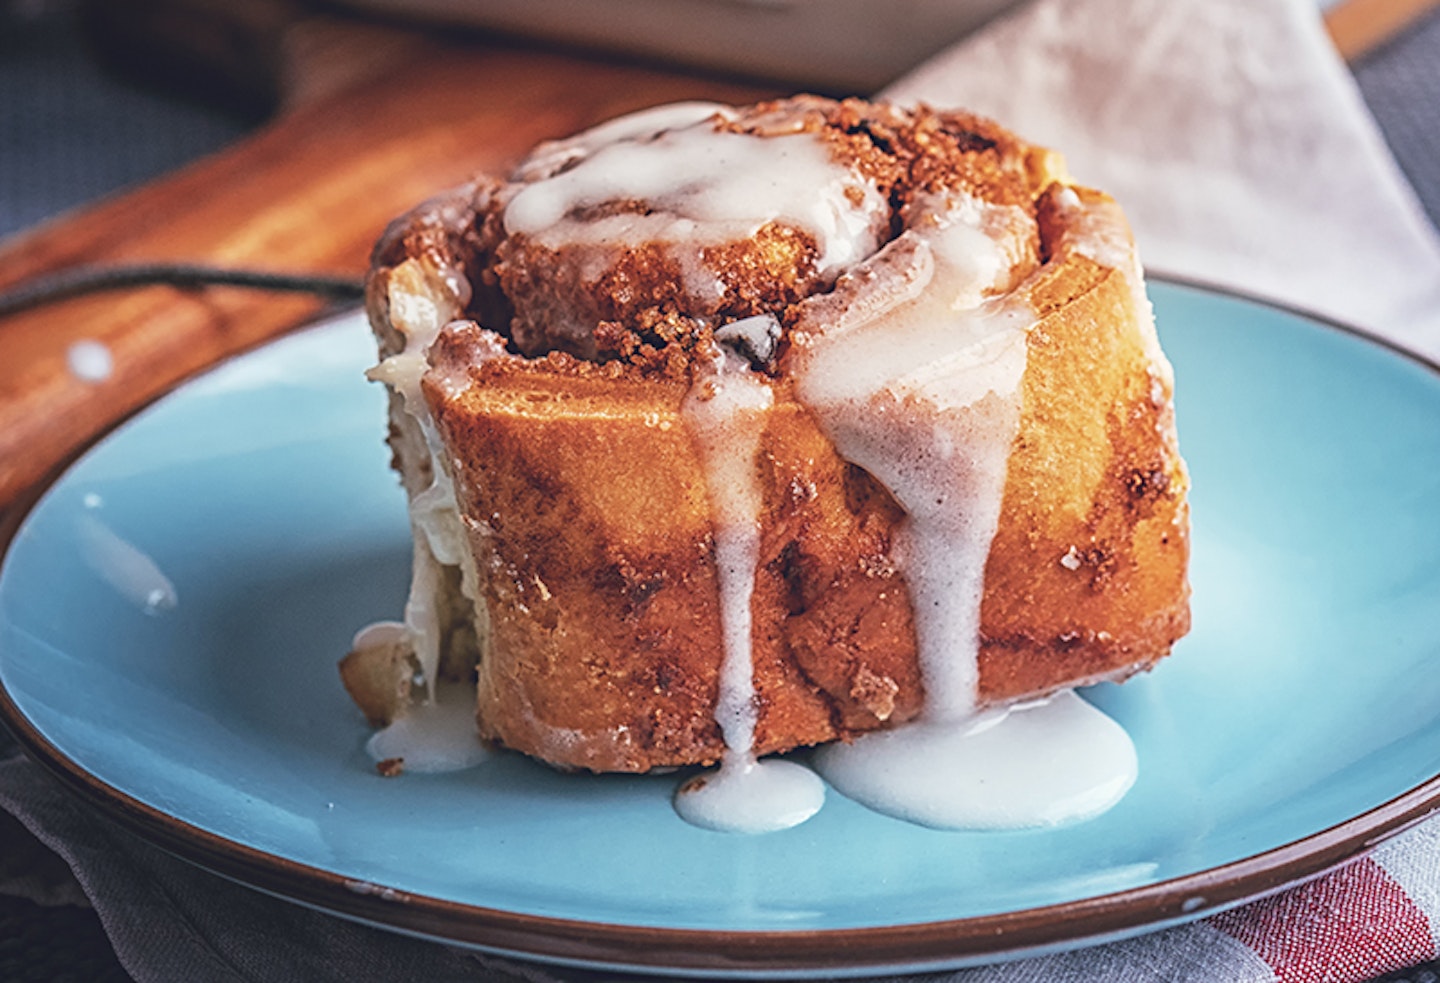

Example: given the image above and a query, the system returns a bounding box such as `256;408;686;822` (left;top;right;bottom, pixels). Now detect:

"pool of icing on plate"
366;688;493;775
351;622;493;774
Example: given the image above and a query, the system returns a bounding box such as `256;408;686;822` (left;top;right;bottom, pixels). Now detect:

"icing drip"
790;193;1032;721
365;257;487;695
366;682;492;774
681;343;771;762
676;339;824;833
794;191;1143;828
504;113;890;288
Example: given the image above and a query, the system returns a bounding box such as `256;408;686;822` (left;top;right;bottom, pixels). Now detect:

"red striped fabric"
1211;857;1436;983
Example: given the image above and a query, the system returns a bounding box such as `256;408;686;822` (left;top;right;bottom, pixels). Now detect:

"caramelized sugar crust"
364;98;1190;772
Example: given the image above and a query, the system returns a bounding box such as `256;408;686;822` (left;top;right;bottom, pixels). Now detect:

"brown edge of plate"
2;278;1440;977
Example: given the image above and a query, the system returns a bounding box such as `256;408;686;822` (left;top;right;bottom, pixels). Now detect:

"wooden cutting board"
0;9;777;515
0;0;1426;516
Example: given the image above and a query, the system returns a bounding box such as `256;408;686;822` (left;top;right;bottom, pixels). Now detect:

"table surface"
1;1;1438;981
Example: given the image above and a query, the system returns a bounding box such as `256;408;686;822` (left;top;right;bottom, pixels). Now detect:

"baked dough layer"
358;97;1190;773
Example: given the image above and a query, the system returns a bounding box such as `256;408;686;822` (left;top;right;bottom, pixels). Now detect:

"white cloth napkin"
884;0;1440;360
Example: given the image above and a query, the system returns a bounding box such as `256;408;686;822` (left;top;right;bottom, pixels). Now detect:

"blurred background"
2;0;1437;242
0;0;1438;980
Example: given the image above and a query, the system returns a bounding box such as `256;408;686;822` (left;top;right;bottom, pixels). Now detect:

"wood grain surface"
0;15;774;512
0;0;1424;514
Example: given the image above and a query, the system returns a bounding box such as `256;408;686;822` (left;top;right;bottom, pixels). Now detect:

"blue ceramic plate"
3;283;1440;977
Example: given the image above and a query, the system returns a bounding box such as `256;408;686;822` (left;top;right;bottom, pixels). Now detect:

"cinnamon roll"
347;96;1191;784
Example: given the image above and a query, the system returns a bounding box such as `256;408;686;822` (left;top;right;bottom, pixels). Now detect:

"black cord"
0;263;365;319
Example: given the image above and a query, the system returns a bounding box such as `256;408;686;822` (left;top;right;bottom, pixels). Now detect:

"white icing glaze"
351;619;408;652
512;102;733;183
504;113;889;287
789;192;1032;722
681;349;769;756
674;757;824;835
1052;186;1130;271
791;188;1156;828
676;343;825;832
365;256;488;695
711;515;764;757
812;690;1137;829
790;190;1149;829
366;683;492;774
1050;187;1174;397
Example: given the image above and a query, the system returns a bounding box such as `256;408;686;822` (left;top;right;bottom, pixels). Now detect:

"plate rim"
3;278;1440;975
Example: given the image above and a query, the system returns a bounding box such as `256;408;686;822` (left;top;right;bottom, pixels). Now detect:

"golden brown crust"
367;96;1191;773
423;234;1188;770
